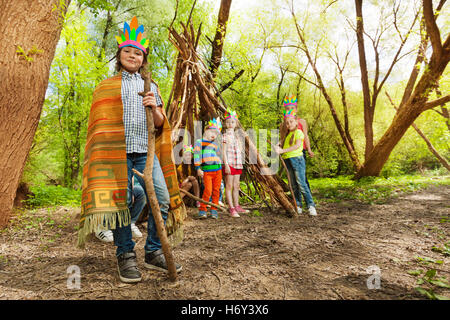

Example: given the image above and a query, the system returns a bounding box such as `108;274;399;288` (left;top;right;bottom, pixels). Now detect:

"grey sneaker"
117;251;142;283
144;249;182;273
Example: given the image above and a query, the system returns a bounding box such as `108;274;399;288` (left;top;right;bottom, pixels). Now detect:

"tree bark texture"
210;0;232;78
0;0;70;227
355;0;374;161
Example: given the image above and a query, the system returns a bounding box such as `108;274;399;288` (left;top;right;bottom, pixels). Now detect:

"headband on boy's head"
283;108;297;119
206;118;222;132
183;145;194;154
224;108;238;121
116;16;149;54
283;94;298;108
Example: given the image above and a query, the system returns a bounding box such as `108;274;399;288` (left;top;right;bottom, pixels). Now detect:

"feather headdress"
206;118;222;132
224;108;238;121
183;145;194;153
283;94;298;108
115;16;149;53
283;108;297;119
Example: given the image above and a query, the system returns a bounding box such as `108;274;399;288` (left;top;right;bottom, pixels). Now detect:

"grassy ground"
310;174;450;205
21;173;450;209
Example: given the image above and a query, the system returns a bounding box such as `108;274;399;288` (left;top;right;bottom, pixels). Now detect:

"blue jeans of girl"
284;156;315;209
112;152;170;256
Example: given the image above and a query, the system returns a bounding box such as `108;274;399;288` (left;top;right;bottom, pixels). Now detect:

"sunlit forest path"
1;185;448;300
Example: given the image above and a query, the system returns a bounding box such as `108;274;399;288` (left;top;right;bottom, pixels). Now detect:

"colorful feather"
116;16;149;53
282;108;297;119
283;94;298;107
206;118;222;132
224;108;238;121
183;145;194;153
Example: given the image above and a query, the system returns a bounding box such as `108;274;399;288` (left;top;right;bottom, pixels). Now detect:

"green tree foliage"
24;0;448;194
24;8;108;188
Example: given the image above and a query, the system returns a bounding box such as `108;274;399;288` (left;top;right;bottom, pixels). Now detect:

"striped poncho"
78;74;186;248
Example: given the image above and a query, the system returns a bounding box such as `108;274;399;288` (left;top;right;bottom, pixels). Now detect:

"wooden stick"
138;72;177;282
279;155;298;214
134;168;228;212
179;189;228;212
239;189;255;203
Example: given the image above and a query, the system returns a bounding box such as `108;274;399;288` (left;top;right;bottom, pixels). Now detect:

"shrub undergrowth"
24;184;81;208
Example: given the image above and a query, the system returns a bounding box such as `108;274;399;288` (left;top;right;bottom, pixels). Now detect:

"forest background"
19;0;449;207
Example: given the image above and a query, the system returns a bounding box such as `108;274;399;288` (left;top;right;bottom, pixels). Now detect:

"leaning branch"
423;95;450;111
423;0;443;59
386;91;450;172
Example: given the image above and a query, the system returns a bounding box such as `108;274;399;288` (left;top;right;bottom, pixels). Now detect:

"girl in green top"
275;109;317;216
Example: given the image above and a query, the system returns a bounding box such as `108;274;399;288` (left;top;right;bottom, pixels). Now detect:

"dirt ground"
0;185;449;300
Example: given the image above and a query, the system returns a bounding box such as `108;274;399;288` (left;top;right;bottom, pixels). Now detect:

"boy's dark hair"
115;47;150;75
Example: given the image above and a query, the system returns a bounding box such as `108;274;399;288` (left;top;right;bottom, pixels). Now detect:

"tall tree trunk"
356;35;450;178
355;0;374;161
210;0;232;78
0;0;70;227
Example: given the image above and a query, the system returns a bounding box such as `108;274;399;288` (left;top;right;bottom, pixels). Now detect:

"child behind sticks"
194;118;223;219
275;109;317;216
177;145;200;208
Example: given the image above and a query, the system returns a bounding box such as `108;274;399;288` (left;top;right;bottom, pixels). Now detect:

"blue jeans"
285;156;315;209
303;149;311;191
112;153;170;256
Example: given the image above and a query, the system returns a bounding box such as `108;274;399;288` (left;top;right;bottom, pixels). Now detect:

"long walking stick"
138;71;177;282
278;155;298;215
268;140;298;215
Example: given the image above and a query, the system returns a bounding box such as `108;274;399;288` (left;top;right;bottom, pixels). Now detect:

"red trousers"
200;170;222;211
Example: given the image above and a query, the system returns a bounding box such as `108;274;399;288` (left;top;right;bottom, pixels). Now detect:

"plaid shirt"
121;71;163;153
222;131;243;169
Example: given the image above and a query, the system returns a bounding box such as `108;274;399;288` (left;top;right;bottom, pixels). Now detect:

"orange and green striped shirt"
193;139;222;172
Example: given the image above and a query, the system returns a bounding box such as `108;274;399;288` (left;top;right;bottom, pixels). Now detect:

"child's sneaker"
229;207;240;218
297;206;303;214
95;229;114;242
235;205;249;214
198;210;207;219
210;210;219;219
308;206;317;216
131;223;143;238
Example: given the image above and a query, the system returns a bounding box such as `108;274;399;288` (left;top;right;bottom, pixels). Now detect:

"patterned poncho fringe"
77;74;186;248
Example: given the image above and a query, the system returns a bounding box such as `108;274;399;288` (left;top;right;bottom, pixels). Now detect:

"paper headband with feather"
283;94;298;107
283;108;297;119
183;145;194;153
116;16;149;53
206;118;222;132
224;108;238;121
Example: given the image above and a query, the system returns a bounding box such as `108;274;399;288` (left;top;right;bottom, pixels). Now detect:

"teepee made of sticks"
166;21;297;216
